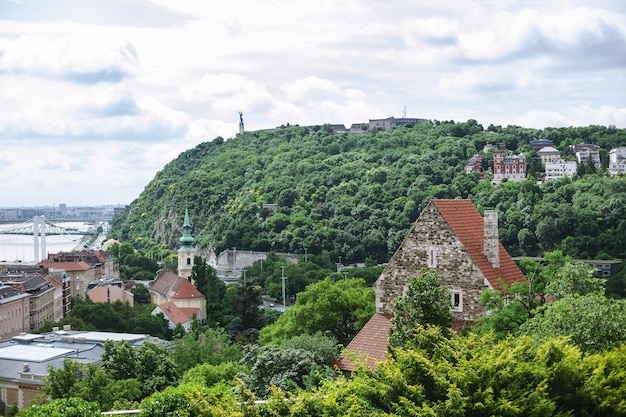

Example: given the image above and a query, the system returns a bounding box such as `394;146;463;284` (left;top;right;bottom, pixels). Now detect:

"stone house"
336;199;526;372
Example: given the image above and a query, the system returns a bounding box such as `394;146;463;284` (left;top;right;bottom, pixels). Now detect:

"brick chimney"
483;210;500;268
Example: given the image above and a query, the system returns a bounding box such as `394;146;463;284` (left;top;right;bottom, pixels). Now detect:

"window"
427;246;437;268
451;290;463;312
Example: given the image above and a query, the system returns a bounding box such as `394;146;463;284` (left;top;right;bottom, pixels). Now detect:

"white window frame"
427;246;438;268
451;290;463;312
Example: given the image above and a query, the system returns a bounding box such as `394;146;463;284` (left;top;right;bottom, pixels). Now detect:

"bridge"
0;216;95;263
0;217;92;236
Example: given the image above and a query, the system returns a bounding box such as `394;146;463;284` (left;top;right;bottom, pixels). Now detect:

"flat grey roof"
0;345;75;362
78;332;146;343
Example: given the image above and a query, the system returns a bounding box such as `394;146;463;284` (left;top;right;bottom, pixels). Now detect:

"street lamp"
281;266;287;308
304;247;308;262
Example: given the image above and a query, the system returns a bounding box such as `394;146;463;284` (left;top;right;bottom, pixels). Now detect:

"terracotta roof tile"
433;199;525;291
149;269;204;300
155;301;193;325
335;313;394;372
35;260;92;271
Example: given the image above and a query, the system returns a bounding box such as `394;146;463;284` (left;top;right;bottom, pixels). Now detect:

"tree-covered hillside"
110;121;626;263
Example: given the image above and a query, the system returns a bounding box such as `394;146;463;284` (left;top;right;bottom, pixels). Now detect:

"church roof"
432;199;525;291
154;301;197;325
149;269;204;300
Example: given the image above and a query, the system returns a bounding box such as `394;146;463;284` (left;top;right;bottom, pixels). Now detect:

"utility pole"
281;266;287;308
304;247;308;263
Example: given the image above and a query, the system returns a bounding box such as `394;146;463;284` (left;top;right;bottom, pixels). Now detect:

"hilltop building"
572;143;600;167
544;160;578;181
530;138;555;151
609;147;626;176
492;143;526;183
464;153;484;174
336;199;526;372
537;146;561;165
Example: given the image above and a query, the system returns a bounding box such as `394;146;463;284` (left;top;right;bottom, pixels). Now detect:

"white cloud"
0;0;625;206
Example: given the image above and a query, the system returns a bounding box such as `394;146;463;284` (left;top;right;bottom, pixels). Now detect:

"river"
0;222;98;264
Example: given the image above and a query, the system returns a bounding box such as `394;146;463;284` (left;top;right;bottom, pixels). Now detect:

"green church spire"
179;207;195;249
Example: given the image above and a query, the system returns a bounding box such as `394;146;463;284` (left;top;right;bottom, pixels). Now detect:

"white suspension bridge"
0;216;95;263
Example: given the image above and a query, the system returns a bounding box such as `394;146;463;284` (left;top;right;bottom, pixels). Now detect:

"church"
149;208;207;329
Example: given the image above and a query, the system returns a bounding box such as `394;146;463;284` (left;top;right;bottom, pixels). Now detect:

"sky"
1;0;625;208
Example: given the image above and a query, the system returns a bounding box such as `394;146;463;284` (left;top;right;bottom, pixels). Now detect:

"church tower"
178;207;196;279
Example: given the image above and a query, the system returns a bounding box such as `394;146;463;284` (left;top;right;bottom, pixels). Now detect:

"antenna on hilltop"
403;105;406;118
238;111;245;135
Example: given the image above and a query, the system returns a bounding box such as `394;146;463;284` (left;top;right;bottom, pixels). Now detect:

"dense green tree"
170;327;241;374
520;293;626;352
221;282;264;341
109;124;626;267
190;256;226;325
238;344;335;398
18;398;101;417
259;278;375;346
42;359;83;400
389;269;454;349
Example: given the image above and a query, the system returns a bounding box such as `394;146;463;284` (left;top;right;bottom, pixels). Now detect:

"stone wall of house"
374;203;489;322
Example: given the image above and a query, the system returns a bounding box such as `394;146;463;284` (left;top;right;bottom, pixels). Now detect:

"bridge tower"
33;215;47;263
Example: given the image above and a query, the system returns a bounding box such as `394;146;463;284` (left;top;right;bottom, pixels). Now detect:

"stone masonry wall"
374;203;489;322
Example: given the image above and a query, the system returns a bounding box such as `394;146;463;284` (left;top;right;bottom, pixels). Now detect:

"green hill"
110;121;626;263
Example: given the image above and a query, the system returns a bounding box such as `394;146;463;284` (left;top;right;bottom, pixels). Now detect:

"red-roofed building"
148;207;206;322
337;199;526;372
148;269;206;321
152;301;199;331
34;259;96;300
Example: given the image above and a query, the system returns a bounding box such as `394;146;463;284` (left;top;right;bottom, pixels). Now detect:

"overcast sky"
1;0;625;208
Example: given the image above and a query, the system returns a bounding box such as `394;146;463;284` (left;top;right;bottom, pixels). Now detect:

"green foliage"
221;282;264;341
259;278;375;346
48;298;171;339
100;340;180;398
181;361;246;387
238;344;335;398
110;123;626;264
390;269;454;349
42;359;83;400
138;383;249;417
282;332;340;366
190;256;226;325
170;326;242;374
257;328;626;416
18;398;101;417
520;293;626;352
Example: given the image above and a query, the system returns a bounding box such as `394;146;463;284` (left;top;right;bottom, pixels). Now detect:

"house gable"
374;199;525;322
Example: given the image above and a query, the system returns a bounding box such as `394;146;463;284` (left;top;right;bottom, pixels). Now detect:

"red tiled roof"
35;260;92;271
170;278;204;299
433;199;525;291
43;274;62;288
150;269;204;300
155;301;193;325
335;313;394;372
